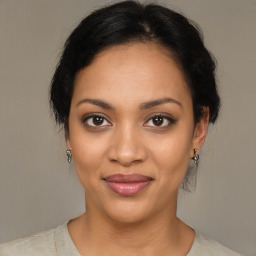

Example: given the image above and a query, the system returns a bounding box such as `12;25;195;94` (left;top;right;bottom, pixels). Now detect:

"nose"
107;123;147;166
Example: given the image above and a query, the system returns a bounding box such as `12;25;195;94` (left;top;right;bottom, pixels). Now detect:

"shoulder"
188;231;243;256
0;227;57;256
0;222;79;256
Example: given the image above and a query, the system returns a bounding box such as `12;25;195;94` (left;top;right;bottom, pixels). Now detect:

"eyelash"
145;114;176;128
81;113;176;129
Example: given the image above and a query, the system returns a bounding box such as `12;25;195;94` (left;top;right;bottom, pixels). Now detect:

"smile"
104;174;153;197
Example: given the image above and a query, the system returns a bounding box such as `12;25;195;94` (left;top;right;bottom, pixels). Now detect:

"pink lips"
104;174;152;197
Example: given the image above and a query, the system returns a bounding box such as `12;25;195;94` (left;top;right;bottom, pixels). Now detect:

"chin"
107;207;150;225
100;196;156;225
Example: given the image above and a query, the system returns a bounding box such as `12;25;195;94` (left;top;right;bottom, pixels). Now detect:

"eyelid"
143;112;176;127
81;112;176;129
81;113;112;128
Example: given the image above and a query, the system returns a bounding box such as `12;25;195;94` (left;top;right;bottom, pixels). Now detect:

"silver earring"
192;149;199;164
66;149;72;163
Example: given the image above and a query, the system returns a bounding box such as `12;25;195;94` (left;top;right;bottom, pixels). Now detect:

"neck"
68;195;195;256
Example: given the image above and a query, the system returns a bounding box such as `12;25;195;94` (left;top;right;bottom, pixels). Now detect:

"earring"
66;149;72;163
192;149;199;164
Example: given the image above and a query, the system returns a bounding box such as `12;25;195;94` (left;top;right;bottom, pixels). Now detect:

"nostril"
107;145;147;166
107;130;147;165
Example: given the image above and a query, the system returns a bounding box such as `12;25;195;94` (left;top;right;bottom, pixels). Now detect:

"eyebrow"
76;97;182;109
139;97;182;109
76;99;113;109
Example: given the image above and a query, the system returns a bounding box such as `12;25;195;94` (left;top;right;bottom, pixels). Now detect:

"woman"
0;1;242;255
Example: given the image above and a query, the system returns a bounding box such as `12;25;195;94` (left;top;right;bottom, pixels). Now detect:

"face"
67;42;208;224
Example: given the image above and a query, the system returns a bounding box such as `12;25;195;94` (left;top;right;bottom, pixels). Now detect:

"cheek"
149;128;192;186
73;136;105;164
70;130;108;188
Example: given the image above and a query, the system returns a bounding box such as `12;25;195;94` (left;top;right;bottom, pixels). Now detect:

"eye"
144;114;176;128
82;114;111;128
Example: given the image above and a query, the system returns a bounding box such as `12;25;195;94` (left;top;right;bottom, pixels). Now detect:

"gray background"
0;0;255;255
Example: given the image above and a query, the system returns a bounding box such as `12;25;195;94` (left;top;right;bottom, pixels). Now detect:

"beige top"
0;222;242;256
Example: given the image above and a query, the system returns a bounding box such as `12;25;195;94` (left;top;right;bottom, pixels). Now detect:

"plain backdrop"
0;1;255;255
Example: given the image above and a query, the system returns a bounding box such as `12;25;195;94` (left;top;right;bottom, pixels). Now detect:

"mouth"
103;174;153;197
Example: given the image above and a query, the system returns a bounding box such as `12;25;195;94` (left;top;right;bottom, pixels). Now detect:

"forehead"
72;42;191;108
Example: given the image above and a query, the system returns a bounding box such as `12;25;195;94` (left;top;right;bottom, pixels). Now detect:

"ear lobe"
192;107;209;154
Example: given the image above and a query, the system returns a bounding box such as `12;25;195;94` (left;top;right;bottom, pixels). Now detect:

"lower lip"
105;180;152;196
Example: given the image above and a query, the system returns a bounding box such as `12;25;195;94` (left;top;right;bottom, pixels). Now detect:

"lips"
104;174;153;197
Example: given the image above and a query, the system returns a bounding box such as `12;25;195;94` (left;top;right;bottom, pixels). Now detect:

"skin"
66;42;209;256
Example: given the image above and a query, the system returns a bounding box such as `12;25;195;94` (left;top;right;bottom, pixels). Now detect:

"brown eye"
83;114;111;127
144;115;175;128
92;116;104;125
152;116;164;126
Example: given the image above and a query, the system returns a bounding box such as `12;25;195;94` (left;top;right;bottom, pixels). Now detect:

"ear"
190;107;209;158
65;129;72;150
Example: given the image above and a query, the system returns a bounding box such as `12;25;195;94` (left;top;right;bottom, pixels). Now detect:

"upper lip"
104;174;153;183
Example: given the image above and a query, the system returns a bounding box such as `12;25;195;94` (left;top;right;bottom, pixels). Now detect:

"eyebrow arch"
76;97;182;110
76;98;113;109
139;97;182;109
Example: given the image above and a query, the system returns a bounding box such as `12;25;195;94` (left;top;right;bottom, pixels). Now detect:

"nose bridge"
107;121;146;165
